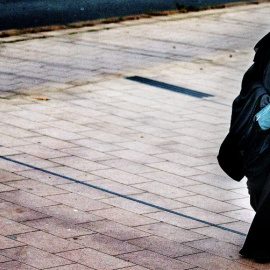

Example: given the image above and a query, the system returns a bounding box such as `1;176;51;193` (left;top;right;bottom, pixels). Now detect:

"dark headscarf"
254;32;270;77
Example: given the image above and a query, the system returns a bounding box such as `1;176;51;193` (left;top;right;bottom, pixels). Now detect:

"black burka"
219;33;270;261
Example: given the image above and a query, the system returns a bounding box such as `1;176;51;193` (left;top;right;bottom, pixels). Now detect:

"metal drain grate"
126;76;213;99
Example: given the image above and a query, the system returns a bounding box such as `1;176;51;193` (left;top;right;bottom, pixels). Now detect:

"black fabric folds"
218;33;270;181
218;32;270;261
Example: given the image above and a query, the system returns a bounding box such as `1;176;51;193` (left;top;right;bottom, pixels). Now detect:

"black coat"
218;32;270;260
218;33;270;181
218;69;270;181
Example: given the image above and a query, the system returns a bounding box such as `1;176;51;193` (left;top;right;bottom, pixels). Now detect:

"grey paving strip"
126;76;214;98
0;155;246;237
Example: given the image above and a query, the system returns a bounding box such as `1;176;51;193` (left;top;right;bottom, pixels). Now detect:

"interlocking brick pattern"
0;3;269;269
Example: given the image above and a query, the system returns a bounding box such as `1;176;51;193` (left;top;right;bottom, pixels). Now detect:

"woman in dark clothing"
218;32;270;263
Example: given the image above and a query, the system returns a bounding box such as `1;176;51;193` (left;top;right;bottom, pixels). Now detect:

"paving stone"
155;152;208;168
0;124;37;138
178;252;255;270
147;162;204;177
173;127;221;140
36;127;87;140
23;217;94;238
185;238;241;260
0;146;21;156
6;179;67;196
170;206;236;224
101;159;156;174
0;183;17;192
13;144;69;159
109;149;164;164
24;136;77;150
81;220;151;240
16;231;82;253
5;153;59;169
137;223;206;243
131;125;179;138
195;163;231;177
100;196;157;214
0;246;71;269
38;205;104;224
95;121;136;135
0;235;25;249
118;250;192;270
96;115;141;128
237;256;270;270
231;187;249;196
48;264;92;270
60;105;106;117
192;226;245;246
73;138;124;152
130;192;188;210
16;169;72;185
92;169;151;185
80;130;130;143
0;157;32;172
0;216;36;236
0;201;47;222
0;255;12;263
51;156;108;172
43;166;99;182
132;182;194;199
120;266;150;270
144;211;207;230
47;193;111;211
220;221;250;235
60;147;114;162
177;195;240;213
0;114;46;131
0;135;33;148
169;135;218;149
44;120;91;132
128;236;201;258
221;209;254;223
88;179;143;195
92;208;157;227
58;248;133;269
9;109;57;122
162;143;217;158
0;170;24;182
0;261;37;270
189;173;246;190
56;182;114;200
225;198;253;210
0;190;58;209
122;132;171;146
182;184;246;201
117;141;168;155
140;171;199;187
69;233;142;255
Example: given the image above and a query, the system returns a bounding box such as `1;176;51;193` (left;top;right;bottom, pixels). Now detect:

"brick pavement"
0;3;269;269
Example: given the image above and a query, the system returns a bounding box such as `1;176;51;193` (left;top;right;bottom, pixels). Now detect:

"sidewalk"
0;3;269;269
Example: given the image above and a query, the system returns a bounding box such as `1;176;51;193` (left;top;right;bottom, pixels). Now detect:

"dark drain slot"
126;76;213;99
